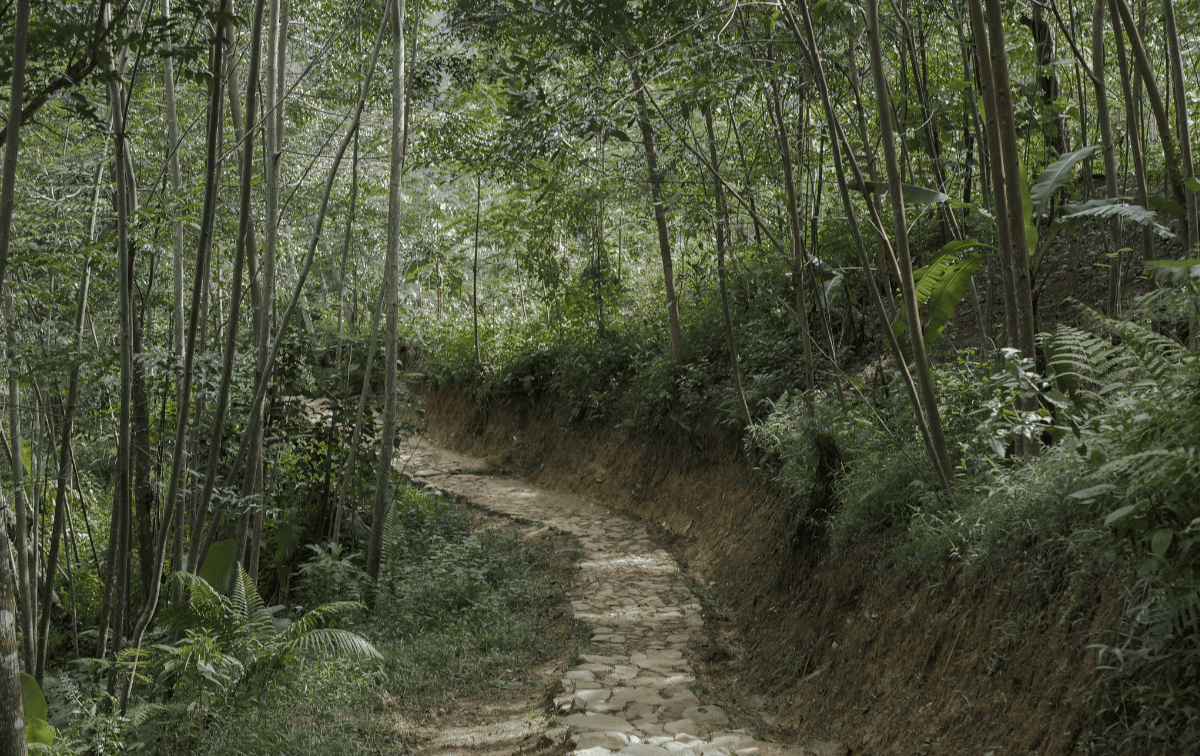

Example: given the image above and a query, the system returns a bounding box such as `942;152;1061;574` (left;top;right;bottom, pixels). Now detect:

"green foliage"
372;486;571;707
1029;145;1100;220
21;674;57;746
892;238;989;347
297;543;373;606
150;566;379;710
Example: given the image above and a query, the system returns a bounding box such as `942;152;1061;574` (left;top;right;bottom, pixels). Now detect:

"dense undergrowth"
36;487;578;755
404;266;1200;752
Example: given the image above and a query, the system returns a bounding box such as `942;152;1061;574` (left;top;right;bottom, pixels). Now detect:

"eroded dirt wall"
413;385;1136;755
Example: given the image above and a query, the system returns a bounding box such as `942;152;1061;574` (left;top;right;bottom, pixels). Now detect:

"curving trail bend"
395;438;807;756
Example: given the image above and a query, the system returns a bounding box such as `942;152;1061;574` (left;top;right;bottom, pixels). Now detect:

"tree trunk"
631;65;685;366
981;0;1037;362
781;0;945;494
1162;0;1198;249
845;32;899;320
34;261;90;684
367;0;407;595
1091;0;1122;316
0;0;30;293
1020;1;1069;156
333;289;384;543
0;485;26;756
1111;0;1190;249
5;288;35;674
703;103;751;427
215;7;389;521
472;174;483;370
1108;0;1151;267
765;57;816;396
866;0;954;490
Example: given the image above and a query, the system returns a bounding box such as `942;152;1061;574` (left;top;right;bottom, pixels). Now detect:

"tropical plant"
148;566;379;707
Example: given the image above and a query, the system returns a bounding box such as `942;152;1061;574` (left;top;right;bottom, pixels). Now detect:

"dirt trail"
394;439;823;756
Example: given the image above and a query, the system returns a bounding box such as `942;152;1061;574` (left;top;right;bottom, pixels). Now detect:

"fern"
1040;324;1133;404
284;628;382;660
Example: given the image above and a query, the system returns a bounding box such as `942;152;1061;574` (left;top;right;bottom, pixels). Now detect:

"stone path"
395;439;800;756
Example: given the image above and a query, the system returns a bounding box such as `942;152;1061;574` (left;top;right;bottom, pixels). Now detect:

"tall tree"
367;0;408;595
631;65;685;366
866;0;954;488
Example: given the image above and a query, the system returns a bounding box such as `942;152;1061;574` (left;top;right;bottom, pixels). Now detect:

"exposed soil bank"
412;385;1139;756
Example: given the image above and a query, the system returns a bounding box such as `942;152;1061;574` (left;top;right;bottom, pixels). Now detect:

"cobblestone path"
396;439;801;756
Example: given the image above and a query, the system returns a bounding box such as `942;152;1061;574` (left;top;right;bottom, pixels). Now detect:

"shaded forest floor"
407;384;1154;756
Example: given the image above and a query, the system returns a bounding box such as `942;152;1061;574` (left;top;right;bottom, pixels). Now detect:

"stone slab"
576;732;631;751
562;714;635;733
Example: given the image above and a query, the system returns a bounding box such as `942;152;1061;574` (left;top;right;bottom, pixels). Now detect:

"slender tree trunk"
191;2;271;581
0;0;35;689
781;0;946;493
34;261;90;683
1111;0;1190;248
0;0;30;293
765;57;816;396
221;13;266;575
1109;0;1151;266
472;174;483;370
703;103;751;426
215;9;388;520
866;0;954;489
631;65;685;366
846;32;899;319
1092;0;1122;315
125;0;264;710
367;0;407;597
1021;1;1069;156
98;1;138;668
1162;0;1198;249
5;288;35;674
333;289;384;543
0;485;26;756
167;0;226;589
980;0;1037;361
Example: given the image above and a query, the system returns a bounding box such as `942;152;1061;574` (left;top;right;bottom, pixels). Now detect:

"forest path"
393;437;807;756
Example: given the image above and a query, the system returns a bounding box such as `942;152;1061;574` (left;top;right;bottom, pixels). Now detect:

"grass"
73;486;583;756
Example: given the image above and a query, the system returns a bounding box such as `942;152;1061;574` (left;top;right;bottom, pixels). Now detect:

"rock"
574;688;612;711
577;732;632;751
562;714;635;733
575;748;614;756
663;719;699;736
735;748;760;755
618;745;672;756
580;654;623;665
608;688;665;709
709;734;747;749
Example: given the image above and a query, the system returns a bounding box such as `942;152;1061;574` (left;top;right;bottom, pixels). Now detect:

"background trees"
2;0;1199;749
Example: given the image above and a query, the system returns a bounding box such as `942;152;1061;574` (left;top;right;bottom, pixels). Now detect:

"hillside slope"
412;385;1143;756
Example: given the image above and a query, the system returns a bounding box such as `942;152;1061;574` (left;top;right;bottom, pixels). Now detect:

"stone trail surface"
395;439;806;756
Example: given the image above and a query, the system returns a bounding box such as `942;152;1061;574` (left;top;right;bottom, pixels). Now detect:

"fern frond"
284;628;382;660
161;571;226;632
1102;318;1186;392
125;702;169;728
282;602;366;639
229;564;274;639
1041;324;1132;403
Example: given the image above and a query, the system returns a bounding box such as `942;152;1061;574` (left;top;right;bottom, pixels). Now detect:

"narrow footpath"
395;438;807;756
